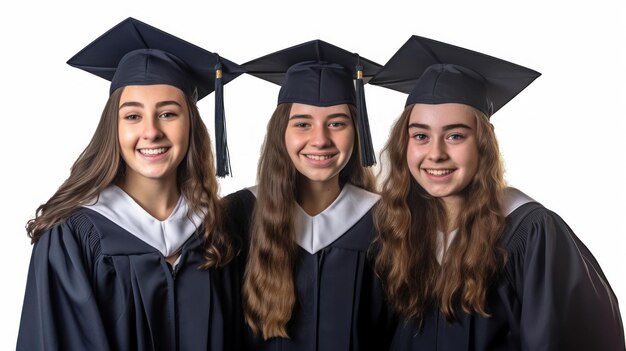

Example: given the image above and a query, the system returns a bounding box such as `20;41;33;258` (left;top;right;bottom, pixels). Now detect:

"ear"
489;123;495;131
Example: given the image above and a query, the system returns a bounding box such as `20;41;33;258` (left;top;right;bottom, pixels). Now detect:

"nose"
142;116;164;140
309;125;331;148
427;138;448;161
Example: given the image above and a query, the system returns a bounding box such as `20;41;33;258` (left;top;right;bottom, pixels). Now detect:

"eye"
291;121;310;128
159;112;177;119
411;133;428;141
328;121;346;128
123;114;141;121
447;133;465;142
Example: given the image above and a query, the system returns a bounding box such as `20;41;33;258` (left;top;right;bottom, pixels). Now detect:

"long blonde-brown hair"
243;103;376;339
26;87;234;267
374;103;507;325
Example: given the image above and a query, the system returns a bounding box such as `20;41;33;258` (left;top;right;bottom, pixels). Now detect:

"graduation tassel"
214;57;231;177
355;57;376;167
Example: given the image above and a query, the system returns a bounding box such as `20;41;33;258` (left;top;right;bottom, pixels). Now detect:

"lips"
425;168;454;176
138;147;169;156
305;154;336;161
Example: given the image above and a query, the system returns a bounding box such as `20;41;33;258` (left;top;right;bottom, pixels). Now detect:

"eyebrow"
119;100;183;110
289;113;351;119
408;123;472;131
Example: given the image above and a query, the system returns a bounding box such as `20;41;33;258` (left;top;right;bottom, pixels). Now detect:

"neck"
296;176;342;216
118;174;180;221
441;195;463;233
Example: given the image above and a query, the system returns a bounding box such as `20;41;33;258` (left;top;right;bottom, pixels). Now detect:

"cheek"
178;125;190;152
117;125;136;150
179;133;190;156
405;143;421;166
168;118;190;153
405;144;422;180
464;145;480;170
468;154;480;177
284;131;301;155
340;130;355;156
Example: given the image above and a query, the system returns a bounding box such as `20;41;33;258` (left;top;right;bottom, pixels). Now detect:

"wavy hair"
26;87;234;267
243;103;376;339
374;104;507;325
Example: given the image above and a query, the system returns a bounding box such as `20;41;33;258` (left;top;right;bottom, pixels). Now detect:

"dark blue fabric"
17;208;244;351
241;39;382;167
67;17;245;101
110;49;196;98
277;61;356;106
369;35;541;117
405;64;492;116
223;189;396;351
242;40;381;107
390;203;625;351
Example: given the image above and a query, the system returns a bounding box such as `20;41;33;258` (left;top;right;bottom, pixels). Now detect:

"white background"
1;0;624;347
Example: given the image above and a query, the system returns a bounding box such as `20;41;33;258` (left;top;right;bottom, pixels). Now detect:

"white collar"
248;184;380;254
435;187;536;264
436;229;458;264
83;186;204;257
503;187;535;216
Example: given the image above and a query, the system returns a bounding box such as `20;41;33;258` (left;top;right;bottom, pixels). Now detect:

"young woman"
370;35;625;350
223;40;394;350
17;18;244;351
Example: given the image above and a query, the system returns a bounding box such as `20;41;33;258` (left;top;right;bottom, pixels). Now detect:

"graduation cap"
243;40;382;166
369;35;541;117
67;17;246;177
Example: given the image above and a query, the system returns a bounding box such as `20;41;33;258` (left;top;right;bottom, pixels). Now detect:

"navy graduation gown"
17;208;242;351
390;202;625;351
224;189;395;351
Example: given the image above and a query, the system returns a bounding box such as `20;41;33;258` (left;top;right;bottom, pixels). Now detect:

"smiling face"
284;103;355;188
118;84;190;187
406;103;479;208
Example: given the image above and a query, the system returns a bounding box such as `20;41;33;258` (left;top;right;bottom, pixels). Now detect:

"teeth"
426;169;452;176
306;154;333;161
139;147;167;155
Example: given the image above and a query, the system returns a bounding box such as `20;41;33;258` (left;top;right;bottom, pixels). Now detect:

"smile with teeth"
305;154;335;161
425;169;453;176
138;147;169;155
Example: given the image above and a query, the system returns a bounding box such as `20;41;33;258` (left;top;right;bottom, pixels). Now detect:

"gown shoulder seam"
68;209;103;258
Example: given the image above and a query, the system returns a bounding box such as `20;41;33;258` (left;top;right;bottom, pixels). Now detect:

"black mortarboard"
243;40;382;166
369;35;540;117
67;17;246;177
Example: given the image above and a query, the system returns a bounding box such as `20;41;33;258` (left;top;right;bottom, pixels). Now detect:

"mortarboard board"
243;40;382;166
67;17;246;177
369;35;541;117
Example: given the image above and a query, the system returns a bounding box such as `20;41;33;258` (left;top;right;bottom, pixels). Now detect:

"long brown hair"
26;87;233;267
243;103;376;339
374;104;507;325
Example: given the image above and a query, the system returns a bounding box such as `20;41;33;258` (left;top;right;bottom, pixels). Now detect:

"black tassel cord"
355;62;376;167
214;60;232;177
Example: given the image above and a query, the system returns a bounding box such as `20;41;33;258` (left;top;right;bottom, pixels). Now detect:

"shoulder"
501;187;547;246
344;183;380;203
222;187;257;216
67;208;100;233
502;187;537;216
501;190;586;266
223;186;257;203
33;208;104;260
37;208;99;241
221;187;257;244
340;184;380;217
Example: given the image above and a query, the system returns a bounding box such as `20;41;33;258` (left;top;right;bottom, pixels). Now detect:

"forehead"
119;84;186;104
289;103;351;117
408;103;476;127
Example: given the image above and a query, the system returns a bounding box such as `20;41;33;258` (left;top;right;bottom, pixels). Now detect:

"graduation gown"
390;188;625;351
224;184;395;351
17;186;243;351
